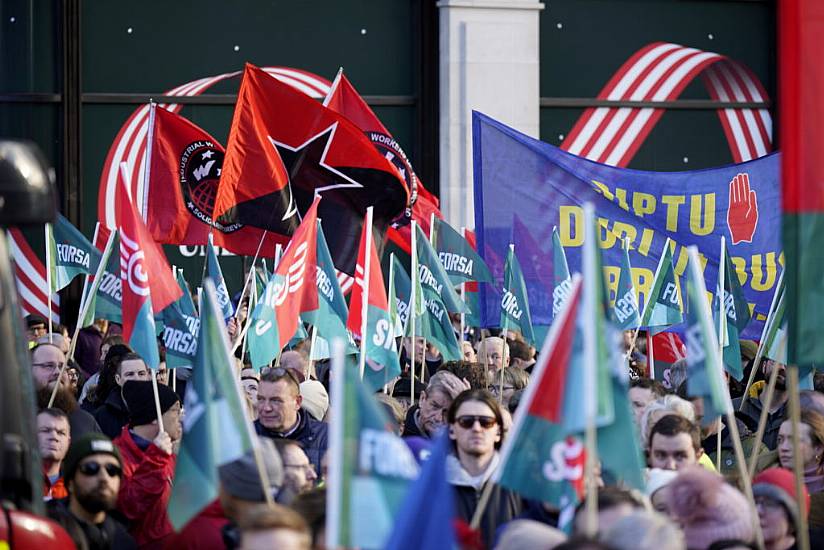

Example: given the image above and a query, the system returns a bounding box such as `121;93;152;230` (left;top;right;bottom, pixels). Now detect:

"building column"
438;0;544;231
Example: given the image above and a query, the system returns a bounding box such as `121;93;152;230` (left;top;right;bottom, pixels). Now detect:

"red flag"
323;72;442;253
143;104;277;256
215;64;408;275
117;167;182;320
346;211;390;339
271;197;320;349
651;331;686;364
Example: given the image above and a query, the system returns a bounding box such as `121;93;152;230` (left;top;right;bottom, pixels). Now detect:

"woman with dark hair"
446;389;521;548
777;409;824;527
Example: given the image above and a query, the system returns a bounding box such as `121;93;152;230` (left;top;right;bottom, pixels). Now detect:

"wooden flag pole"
410;221;418;406
460;227;467;343
788;366;811;550
358;207;373;381
308;324;318;380
45;223;54;341
647;331;655;380
151;374;165;433
716;237;727;472
747;363;780;477
582;204;599;538
232;262;258;354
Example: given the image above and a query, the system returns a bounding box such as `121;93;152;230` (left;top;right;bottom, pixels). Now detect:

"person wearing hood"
446;389;521;548
94;352;151;439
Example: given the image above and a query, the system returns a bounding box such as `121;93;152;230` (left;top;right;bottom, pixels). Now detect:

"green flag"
763;281;787;363
639;238;683;333
205;234;234;320
611;241;641;330
501;245;536;346
88;231;124;324
77;229;118;328
685;246;731;424
712;244;752;381
552;227;573;318
48;214;102;291
389;254;409;337
430;217;492;285
160;270;199;369
326;339;419;549
168;280;254;530
247;273;283;370
414;224;468;314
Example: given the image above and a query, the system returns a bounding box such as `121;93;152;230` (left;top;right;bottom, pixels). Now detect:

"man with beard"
734;358;790;450
47;433;137;549
32;343;101;438
403;370;469;438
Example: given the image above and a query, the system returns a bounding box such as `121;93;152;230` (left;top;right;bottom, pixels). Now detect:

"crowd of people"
21;308;824;550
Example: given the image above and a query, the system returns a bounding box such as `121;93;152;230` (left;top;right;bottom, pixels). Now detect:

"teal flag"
205;234;234;320
160;270;199;369
48;214;102;291
763;282;787;363
327;340;418;549
414;288;462;363
611;242;641;330
639;238;683;333
90;232;123;324
501;245;536;346
414;224;468;314
552;227;572;318
168;280;254;530
247;273;283;370
430;217;492;285
685;246;731;425
712;247;752;381
76;229;118;328
389;254;409;337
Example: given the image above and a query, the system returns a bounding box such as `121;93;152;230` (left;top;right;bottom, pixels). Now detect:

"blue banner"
473;112;781;339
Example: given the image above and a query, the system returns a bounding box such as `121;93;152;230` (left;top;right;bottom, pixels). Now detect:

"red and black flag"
323;71;442;253
142;104;276;256
214;64;409;274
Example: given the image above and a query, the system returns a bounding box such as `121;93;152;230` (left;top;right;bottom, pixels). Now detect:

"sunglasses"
455;415;497;430
77;461;122;478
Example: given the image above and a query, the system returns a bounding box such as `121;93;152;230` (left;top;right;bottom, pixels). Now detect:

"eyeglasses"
32;362;65;372
77;461;122;478
488;385;514;395
455;415;497;429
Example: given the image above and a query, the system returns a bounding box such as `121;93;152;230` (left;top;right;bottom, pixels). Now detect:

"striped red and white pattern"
96;67;332;230
8;229;60;323
561;42;772;166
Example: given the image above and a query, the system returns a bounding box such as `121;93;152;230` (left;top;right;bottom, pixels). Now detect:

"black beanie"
122;380;179;426
63;433;122;481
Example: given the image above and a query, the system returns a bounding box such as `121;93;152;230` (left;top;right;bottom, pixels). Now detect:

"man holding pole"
735;358;789;450
113;380;181;548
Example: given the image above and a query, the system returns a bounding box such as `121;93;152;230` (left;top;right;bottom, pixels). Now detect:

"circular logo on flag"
368;132;418;225
179;141;242;234
122;248;150;297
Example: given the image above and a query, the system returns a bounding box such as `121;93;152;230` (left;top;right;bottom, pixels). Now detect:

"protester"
46;433;137;550
273;440;318;496
629;378;667;424
114;380;182;548
491;367;529;410
667;466;755;549
290;488;326;550
255;367;328;471
36;332;70;355
155;358;169;386
440;360;489;390
38;408;71;500
94;352;152;439
31;342;102;438
736;358;789;450
26;313;48;343
281;350;309;383
446;389;521;548
404;370;470;438
494;519;566;550
639;395;697;448
390;375;423;412
646;468;679;520
66;364;83;398
477;337;509;375
74;318;110;377
300;379;329;421
648;415;704;471
507;339;536;373
374;392;406;434
462;340;477;362
82;343;132;409
236;503;311;550
753;467;810;550
599;509;685;550
777;409;824;527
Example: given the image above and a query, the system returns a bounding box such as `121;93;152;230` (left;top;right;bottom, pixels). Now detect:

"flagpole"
358;207;373;381
51;229;118;408
45;222;53;341
151;374;165;433
647;332;655;379
460;227;467;343
788;366;811;550
308;324;318;380
747;363;780;477
499;243;514;403
716;237;726;472
582;205;599;538
739;269;784;409
625;238;671;363
410;220;418;406
232;261;258;354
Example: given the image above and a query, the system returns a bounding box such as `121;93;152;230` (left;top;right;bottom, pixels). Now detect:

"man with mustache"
735;358;789;450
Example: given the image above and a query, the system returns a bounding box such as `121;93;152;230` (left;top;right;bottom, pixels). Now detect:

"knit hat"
753;467;810;529
300;380;329;421
218;438;284;502
668;466;754;549
645;467;679;498
62;433;122;481
122;380;180;426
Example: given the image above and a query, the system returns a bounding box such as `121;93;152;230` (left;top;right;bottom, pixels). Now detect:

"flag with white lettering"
205;233;234;320
247;271;283;370
326;341;418;549
552;227;573;318
89;230;123;324
389;254;409;337
414;224;468;314
639;238;683;333
161;270;199;369
430;217;492;285
501;245;536;346
611;242;641;330
48;214;102;291
712;244;751;381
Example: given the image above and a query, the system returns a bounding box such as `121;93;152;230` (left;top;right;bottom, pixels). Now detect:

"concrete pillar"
438;0;544;231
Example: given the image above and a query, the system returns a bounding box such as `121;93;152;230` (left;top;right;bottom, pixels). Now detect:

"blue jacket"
254;412;328;471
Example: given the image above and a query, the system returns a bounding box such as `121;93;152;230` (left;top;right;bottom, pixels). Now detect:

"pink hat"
668;466;754;549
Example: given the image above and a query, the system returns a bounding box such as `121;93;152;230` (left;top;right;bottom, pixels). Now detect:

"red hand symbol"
727;173;758;244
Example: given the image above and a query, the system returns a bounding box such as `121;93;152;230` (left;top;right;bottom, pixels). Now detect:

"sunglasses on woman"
455;415;497;429
77;461;122;478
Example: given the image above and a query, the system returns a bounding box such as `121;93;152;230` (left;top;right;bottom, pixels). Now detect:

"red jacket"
114;426;176;549
162;499;229;550
43;471;68;501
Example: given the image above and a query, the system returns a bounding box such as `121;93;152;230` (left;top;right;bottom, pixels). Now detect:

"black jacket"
48;499;137;550
94;389;129;440
254;412;328;472
402;406;424;438
69;407;102;439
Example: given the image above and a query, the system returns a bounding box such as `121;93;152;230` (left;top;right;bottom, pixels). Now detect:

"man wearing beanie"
114;380;182;548
46;433;137;549
667;466;755;549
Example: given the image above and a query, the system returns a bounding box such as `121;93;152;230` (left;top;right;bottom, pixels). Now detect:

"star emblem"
201;150;214;160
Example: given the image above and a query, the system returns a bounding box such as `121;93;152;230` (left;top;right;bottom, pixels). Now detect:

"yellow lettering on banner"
638;228;655;256
604;266;620;304
661;195;686;232
778;252;785;269
672;244;690;277
611;222;637;247
591;180;614;201
632;267;653;308
614;188;630;211
730;256;748;286
751;253;779;291
632;193;656;217
560;205;583;246
689;194;715;236
598;218;617;249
